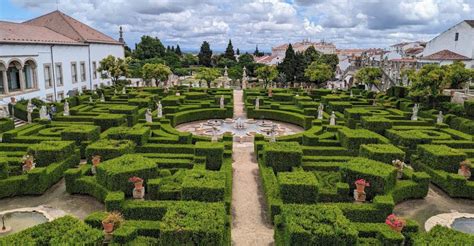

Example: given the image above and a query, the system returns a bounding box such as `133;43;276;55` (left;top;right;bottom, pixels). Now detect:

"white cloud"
7;0;474;51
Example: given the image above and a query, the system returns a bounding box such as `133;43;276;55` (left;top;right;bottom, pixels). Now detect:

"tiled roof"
421;50;471;61
465;20;474;28
405;47;424;55
24;10;121;45
0;21;83;45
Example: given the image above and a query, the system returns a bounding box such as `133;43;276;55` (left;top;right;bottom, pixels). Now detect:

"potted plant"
129;176;144;190
92;155;101;166
102;212;124;233
458;160;472;180
22;154;35;172
385;214;406;233
355;179;370;193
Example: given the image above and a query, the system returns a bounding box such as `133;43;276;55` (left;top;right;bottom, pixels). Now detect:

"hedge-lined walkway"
231;89;274;245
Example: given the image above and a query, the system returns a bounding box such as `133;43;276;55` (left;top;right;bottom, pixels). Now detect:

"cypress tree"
236;48;240;55
278;44;296;83
198;41;213;67
224;39;236;61
175;44;182;56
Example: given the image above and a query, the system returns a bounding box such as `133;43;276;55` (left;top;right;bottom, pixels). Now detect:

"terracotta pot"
356;184;366;193
461;165;469;173
92;158;100;166
390;224;404;233
134;181;143;190
102;221;114;233
24;159;33;167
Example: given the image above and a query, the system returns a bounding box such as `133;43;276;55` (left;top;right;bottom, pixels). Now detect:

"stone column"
19;68;25;91
2;70;8;94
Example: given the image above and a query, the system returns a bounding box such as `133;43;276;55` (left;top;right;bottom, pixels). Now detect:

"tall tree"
236;48;240;56
355;67;383;91
443;61;473;89
198;41;213;67
256;65;278;88
196;67;220;88
175;44;182;56
294;52;308;82
98;55;129;85
133;36;166;60
304;62;333;87
408;64;447;106
171;46;175;52
254;45;263;57
224;39;236;61
141;63;172;86
278;44;296;84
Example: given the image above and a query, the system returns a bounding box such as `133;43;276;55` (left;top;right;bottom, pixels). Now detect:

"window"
455;32;459;41
92;62;97;79
71;62;78;84
55;63;63;86
46;94;54;102
44;64;52;88
80;62;86;82
57;91;64;101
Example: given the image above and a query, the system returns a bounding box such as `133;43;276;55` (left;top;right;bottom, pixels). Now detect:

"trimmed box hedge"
28;140;75;167
263;142;302;172
278;171;318;204
416;144;467;173
194;142;224;170
359;144;405;164
182;170;225;202
85;139;135;162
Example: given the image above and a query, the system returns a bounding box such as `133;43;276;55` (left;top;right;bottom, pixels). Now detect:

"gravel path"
231;90;274;245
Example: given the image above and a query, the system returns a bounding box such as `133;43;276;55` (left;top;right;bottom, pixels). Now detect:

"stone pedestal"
353;190;366;202
133;187;145;199
91;165;97;175
103;231;113;242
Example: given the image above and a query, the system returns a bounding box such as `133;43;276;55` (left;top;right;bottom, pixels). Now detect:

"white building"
0;10;124;102
419;20;474;67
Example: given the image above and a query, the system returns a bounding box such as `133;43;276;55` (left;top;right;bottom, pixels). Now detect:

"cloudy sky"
1;0;473;52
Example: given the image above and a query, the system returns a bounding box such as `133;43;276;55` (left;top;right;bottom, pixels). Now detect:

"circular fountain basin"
176;118;304;141
425;212;474;234
0;211;48;237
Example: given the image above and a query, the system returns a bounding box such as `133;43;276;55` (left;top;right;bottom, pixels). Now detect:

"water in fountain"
0;212;48;237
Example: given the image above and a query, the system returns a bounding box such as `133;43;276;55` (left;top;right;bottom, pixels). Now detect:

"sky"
1;0;473;53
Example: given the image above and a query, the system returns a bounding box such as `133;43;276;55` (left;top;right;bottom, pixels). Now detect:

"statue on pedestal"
145;108;153;123
329;111;336;126
436;111;443;124
157;101;163;118
63;101;70;116
317;104;324;120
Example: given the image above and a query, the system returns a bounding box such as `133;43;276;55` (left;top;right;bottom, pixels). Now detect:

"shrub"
28;141;75;167
60;125;100;144
276;204;358;246
96;154;158;196
263;142;302;172
93;113;127;131
182;170;225;202
359;144;405;164
278;171;318;204
341;157;397;198
338;128;388;153
194;142;224;170
465;99;474;117
416;144;467;173
360;116;393;134
0;118;14;133
105;126;151;146
85;139;135;162
411;225;474;245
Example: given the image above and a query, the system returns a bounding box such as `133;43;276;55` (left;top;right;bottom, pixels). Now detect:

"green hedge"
195;142;224;170
338;128;388;153
275;204;358;246
360;116;393;134
411;225;474;245
0;118;14;133
416;144;467;173
28;140;75;167
278;171;318;204
465;99;474;117
105;125;151;146
341;157;397;199
60;125;100;144
182;170;225;202
93;113;127;131
263;142;302;172
96;154;158;196
85;139;135;162
359;144;405;164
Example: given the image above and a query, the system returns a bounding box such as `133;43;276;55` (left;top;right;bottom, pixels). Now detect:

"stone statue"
122;87;126;95
242;66;248;89
145;108;153;123
27;99;35;123
39;105;48;120
89;96;93;103
63;101;70;116
329;111;336;126
411;104;418;121
268;87;273;97
220;95;225;109
436;111;443;124
350;90;353;97
157;101;163;118
100;93;105;102
255;97;260;110
211;126;218;142
224;66;228;77
317;104;324;120
114;88;117;95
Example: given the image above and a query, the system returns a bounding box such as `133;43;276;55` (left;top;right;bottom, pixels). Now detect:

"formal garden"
0;83;472;245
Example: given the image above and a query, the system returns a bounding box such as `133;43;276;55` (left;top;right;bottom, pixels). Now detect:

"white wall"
423;21;474;62
0;42;124;102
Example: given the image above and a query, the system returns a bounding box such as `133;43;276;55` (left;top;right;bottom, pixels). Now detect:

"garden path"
231;90;274;245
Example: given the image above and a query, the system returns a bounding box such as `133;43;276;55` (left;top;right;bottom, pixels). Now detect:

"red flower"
355;179;370;187
128;176;143;183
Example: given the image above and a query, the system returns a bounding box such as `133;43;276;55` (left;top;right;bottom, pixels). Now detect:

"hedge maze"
248;87;474;245
0;87;234;245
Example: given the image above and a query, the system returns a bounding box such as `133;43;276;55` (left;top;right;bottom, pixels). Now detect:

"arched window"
23;60;37;89
7;60;22;92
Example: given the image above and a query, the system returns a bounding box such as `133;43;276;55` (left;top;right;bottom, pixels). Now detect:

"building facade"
0;11;124;102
